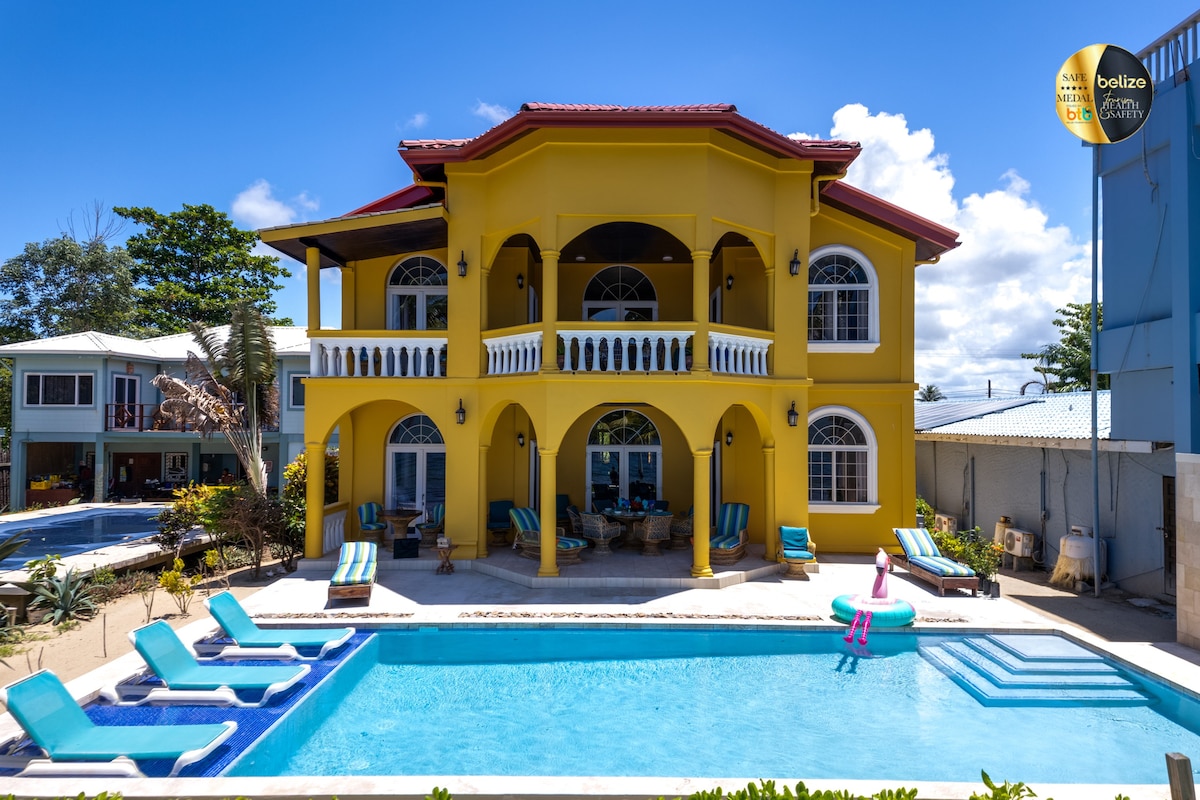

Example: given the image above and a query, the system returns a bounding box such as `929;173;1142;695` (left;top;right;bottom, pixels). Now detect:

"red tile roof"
520;102;737;113
343;184;435;217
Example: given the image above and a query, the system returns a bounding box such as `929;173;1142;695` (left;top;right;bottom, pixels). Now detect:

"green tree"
0;235;137;341
917;384;945;402
151;301;280;496
1020;302;1109;392
115;204;292;334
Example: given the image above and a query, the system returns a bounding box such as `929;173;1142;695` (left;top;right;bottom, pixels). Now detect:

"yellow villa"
259;103;959;577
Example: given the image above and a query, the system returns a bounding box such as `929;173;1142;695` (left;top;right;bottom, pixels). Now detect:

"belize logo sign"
1057;44;1154;143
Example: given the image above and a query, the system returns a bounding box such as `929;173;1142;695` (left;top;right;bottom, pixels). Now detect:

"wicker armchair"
566;505;585;537
581;512;621;556
634;512;673;556
669;506;693;550
509;507;587;564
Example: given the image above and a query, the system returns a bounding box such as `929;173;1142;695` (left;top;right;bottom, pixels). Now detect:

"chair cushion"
894;527;941;558
556;537;588;549
360;522;387;531
779;525;809;550
910;554;975;577
782;548;815;561
711;534;742;549
331;542;378;585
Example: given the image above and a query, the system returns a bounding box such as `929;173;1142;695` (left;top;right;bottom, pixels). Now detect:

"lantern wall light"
457;251;468;278
725;431;734;447
726;274;734;291
517;432;525;447
516;273;524;289
789;249;802;277
455;399;466;425
787;401;799;427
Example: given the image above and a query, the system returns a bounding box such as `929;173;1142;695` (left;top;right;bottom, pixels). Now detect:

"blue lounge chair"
203;590;354;660
328;540;377;602
710;502;750;564
779;525;818;578
0;669;236;777
103;620;309;707
356;502;390;543
509;506;588;564
892;527;979;596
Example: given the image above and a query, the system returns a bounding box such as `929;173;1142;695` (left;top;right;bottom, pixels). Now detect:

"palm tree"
151;301;279;495
917;384;945;402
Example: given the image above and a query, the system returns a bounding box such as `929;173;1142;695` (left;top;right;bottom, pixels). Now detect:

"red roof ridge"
520;102;737;113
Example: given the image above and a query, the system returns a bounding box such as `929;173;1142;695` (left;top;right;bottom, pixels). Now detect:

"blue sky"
2;1;1194;396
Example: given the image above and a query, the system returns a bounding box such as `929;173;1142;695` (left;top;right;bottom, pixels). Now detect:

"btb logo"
1066;106;1094;121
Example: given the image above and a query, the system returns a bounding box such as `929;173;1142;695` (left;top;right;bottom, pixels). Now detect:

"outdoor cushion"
893;527;941;558
910;554;975;577
330;541;377;587
356;502;387;532
780;526;815;560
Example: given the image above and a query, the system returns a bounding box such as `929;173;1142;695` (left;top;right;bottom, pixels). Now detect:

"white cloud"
231;179;319;230
406;112;429;130
473;100;512;126
809;105;1090;398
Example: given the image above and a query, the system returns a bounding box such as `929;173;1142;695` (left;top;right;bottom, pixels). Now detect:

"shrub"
158;557;202;615
29;568;97;625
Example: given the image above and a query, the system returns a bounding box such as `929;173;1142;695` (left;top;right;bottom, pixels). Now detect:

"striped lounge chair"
710;502;750;564
779;525;818;578
509;506;588;564
892;527;979;596
328;540;378;603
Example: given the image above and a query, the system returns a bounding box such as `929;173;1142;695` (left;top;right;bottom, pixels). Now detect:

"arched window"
583;266;657;321
807;246;878;351
386;414;445;517
388;256;448;331
586;409;662;510
388;414;444;445
808;407;877;508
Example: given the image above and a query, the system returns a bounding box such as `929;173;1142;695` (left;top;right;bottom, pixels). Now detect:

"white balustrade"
483;331;543;375
310;337;448;378
323;506;347;554
710;332;771;376
558;330;693;373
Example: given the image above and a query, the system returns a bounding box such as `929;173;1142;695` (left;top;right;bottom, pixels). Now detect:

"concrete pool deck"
3;540;1199;800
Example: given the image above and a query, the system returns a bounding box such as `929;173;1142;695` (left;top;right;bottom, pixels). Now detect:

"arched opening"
385;414;446;520
582;265;657;321
586;409;662;511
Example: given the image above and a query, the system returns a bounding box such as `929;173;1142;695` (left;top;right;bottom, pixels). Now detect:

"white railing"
1139;11;1200;86
323;506;347;553
558;330;692;373
311;337;448;378
710;332;771;376
484;331;543;375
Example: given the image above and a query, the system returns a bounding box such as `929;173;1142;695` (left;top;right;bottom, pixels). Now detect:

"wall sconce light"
789;249;802;277
726;274;734;291
455;399;466;425
787;401;799;427
517;432;525;447
516;273;524;289
457;251;468;278
725;431;734;447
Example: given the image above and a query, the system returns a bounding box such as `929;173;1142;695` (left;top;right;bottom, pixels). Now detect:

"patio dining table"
602;509;653;547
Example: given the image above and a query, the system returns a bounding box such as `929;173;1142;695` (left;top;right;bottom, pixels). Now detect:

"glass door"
113;375;138;429
589;450;621;511
387;447;446;523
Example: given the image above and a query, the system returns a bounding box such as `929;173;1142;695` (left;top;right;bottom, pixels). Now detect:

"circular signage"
1056;44;1154;143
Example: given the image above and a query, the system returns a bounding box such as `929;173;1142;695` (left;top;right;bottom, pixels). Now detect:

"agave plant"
29;568;98;626
0;528;31;563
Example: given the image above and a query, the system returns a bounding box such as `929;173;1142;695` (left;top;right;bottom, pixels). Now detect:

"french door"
113;375;139;429
387;447;446;522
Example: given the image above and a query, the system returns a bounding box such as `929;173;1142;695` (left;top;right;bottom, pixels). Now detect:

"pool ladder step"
919;634;1152;707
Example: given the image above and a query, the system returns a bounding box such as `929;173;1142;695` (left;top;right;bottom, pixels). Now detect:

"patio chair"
634;512;673;556
416;502;446;547
779;525;818;578
509;506;588;564
328;540;378;603
669;505;693;549
102;620;309;708
565;504;585;535
581;511;621;556
710;502;750;564
892;527;979;596
203;590;354;660
356;502;390;544
0;669;237;778
556;493;572;526
487;499;515;545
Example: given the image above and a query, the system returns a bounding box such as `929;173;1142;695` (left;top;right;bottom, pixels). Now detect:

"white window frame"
582;265;659;322
386;255;449;331
807;405;879;513
24;372;95;407
289;373;307;409
807;244;879;353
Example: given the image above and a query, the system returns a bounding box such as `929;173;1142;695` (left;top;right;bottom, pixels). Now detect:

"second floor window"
290;374;306;408
583;265;657;321
388;256;448;331
25;373;94;406
808;247;876;346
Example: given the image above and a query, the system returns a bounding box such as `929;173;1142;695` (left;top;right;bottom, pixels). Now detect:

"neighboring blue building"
1097;11;1200;646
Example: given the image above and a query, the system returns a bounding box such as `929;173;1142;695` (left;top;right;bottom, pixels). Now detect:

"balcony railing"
311;336;448;378
709;331;771;376
484;331;543;375
106;404;280;433
1139;10;1200;86
558;329;693;373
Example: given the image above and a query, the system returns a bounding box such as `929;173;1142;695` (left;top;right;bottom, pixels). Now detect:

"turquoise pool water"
0;509;162;571
227;627;1200;784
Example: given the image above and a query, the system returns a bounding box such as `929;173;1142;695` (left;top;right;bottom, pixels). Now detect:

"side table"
435;545;459;574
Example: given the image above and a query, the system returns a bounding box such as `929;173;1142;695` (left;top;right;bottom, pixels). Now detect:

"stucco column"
477;445;490;558
306;246;321;331
691;448;713;577
341;265;356;330
763;445;777;561
304;442;327;559
691;250;711;373
538;447;560;577
541;250;560;372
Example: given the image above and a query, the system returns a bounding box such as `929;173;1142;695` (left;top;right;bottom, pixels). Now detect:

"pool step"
920;634;1152;707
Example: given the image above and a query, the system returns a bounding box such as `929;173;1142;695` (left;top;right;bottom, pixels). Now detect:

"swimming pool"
227;627;1200;785
0;508;164;571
